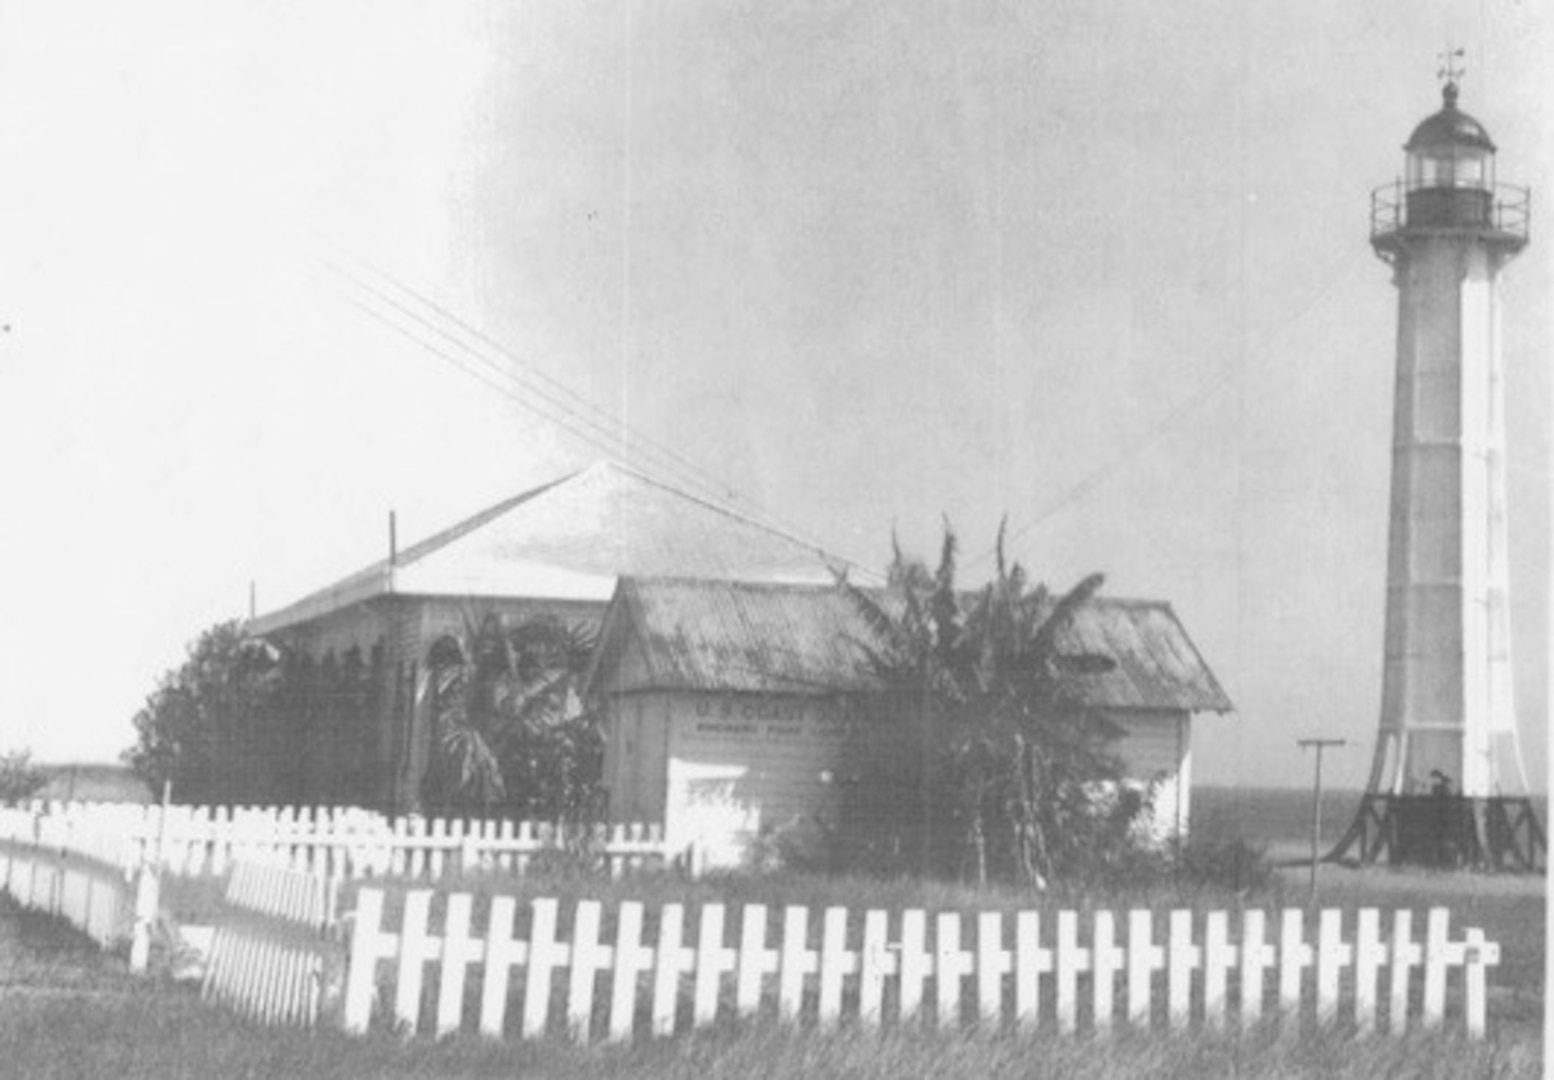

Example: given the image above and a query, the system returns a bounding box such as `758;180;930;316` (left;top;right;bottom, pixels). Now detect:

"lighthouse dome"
1405;83;1496;152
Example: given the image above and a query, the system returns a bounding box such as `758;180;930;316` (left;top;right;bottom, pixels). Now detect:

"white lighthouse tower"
1334;67;1544;869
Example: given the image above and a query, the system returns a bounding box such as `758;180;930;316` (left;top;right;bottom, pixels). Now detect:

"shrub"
0;749;48;805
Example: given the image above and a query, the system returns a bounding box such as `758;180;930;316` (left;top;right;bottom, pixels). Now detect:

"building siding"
1105;709;1192;841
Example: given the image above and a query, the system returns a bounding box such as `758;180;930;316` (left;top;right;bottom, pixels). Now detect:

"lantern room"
1402;81;1496;227
1370;80;1528;260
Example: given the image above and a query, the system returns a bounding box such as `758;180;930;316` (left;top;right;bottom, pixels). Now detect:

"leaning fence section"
0;818;158;970
201;861;343;1027
342;894;1500;1042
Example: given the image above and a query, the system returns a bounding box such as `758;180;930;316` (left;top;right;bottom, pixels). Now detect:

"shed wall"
1105;708;1192;840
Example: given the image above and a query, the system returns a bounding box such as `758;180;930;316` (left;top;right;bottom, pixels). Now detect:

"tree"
123;621;289;804
419;609;600;819
839;520;1139;887
0;748;48;805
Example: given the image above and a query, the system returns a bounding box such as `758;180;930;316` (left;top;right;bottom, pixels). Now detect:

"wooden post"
1297;738;1345;906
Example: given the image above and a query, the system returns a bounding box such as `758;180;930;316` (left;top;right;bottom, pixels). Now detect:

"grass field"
4;785;1545;1078
1;895;1541;1080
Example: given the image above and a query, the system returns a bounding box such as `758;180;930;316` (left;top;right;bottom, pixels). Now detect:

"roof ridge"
389;468;585;570
596;459;876;577
621;574;846;593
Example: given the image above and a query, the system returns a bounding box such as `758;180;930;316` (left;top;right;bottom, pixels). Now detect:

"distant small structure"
1332;70;1543;870
35;763;153;804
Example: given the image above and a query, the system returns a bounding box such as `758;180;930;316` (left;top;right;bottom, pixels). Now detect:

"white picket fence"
21;801;672;880
0;824;159;971
341;893;1501;1042
202;862;343;1027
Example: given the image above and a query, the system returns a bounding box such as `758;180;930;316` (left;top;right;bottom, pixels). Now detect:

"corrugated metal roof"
1049;600;1233;713
590;577;1234;714
251;462;855;635
605;578;888;696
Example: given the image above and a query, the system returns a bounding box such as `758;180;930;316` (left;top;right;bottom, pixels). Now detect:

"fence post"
341;889;396;1035
128;864;159;974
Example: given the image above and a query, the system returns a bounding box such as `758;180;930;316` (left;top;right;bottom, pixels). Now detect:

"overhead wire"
315;249;741;507
308;250;884;581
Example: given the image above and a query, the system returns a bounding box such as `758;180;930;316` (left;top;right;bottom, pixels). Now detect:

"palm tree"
840;520;1127;887
421;610;598;818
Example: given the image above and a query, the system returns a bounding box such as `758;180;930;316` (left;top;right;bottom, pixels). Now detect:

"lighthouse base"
1329;795;1545;872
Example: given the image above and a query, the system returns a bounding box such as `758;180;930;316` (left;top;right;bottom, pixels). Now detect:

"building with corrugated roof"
587;576;1232;869
249;461;850;811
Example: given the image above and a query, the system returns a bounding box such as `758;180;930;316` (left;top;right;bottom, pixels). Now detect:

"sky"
0;0;1548;793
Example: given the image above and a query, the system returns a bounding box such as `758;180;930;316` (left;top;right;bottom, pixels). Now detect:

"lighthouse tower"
1334;71;1544;869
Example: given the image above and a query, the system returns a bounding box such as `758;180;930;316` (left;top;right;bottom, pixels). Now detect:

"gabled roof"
588;578;889;697
1046;598;1233;713
250;462;853;635
587;576;1235;714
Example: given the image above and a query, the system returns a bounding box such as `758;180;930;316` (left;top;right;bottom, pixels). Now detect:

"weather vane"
1437;45;1465;87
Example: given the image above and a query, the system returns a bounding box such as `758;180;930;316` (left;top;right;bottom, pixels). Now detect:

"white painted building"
587;577;1233;868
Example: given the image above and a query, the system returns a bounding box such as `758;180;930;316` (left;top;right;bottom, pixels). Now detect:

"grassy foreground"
1;895;1541;1080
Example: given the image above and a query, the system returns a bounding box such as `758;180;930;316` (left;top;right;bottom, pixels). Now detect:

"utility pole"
1297;738;1345;905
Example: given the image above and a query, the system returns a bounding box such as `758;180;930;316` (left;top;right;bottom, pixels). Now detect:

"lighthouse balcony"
1371;180;1529;254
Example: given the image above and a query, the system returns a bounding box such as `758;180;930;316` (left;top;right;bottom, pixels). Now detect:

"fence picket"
1093;910;1125;1033
1421;908;1450;1029
1127;910;1160;1028
1353;908;1384;1036
608;902;651;1042
651;904;690;1037
737;904;778;1019
436;894;480;1037
523;898;567;1038
1054;910;1084;1033
779;905;814;1023
1316;909;1351;1025
859;909;895;1028
1277;909;1310;1035
480;896;526;1038
394;890;437;1032
976;912;1009;1029
898;910;929;1024
1240;910;1273;1026
1461;928;1496;1039
1167;910;1199;1030
1202;911;1232;1030
818;907;854;1029
568;900;611;1042
343;889;395;1034
1015;911;1049;1030
678;905;722;1028
1388;910;1420;1035
936;912;970;1030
